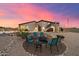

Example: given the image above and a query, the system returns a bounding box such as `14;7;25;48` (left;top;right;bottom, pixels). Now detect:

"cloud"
9;4;55;22
0;10;6;16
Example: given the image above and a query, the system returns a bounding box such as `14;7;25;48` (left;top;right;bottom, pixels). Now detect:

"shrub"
20;32;29;39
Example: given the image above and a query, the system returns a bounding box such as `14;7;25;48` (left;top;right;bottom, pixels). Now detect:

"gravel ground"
0;34;32;56
0;32;79;56
46;32;79;56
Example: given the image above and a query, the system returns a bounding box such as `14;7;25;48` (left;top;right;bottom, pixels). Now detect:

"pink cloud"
0;4;66;28
10;4;55;22
0;10;6;16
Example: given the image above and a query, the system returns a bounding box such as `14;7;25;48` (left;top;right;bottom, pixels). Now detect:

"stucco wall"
19;22;36;31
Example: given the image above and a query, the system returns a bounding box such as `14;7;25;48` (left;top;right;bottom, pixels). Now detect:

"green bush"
20;32;29;39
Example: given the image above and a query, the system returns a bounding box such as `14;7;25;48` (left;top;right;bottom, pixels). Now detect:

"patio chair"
25;35;34;49
39;36;48;48
39;32;47;43
56;35;65;48
33;32;38;37
27;35;34;45
48;38;59;53
57;35;64;41
40;32;44;37
34;38;42;52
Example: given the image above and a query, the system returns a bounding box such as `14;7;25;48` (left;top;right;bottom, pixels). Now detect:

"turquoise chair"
33;32;38;36
57;35;64;44
48;38;59;53
40;32;44;37
39;32;48;47
33;32;38;41
56;35;65;48
27;35;33;45
35;38;42;52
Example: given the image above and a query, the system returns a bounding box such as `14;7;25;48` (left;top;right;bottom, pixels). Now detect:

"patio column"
34;27;38;32
42;27;45;32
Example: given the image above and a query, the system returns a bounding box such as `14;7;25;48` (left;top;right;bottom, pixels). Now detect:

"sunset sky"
0;3;79;28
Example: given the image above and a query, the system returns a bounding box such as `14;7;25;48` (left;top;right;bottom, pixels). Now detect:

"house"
19;20;60;32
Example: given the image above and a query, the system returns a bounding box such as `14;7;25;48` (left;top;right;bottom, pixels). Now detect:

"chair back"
36;39;41;45
48;38;58;45
27;35;32;40
40;32;44;37
27;35;33;44
57;37;61;45
33;32;38;36
52;38;58;45
57;35;65;44
57;35;64;40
